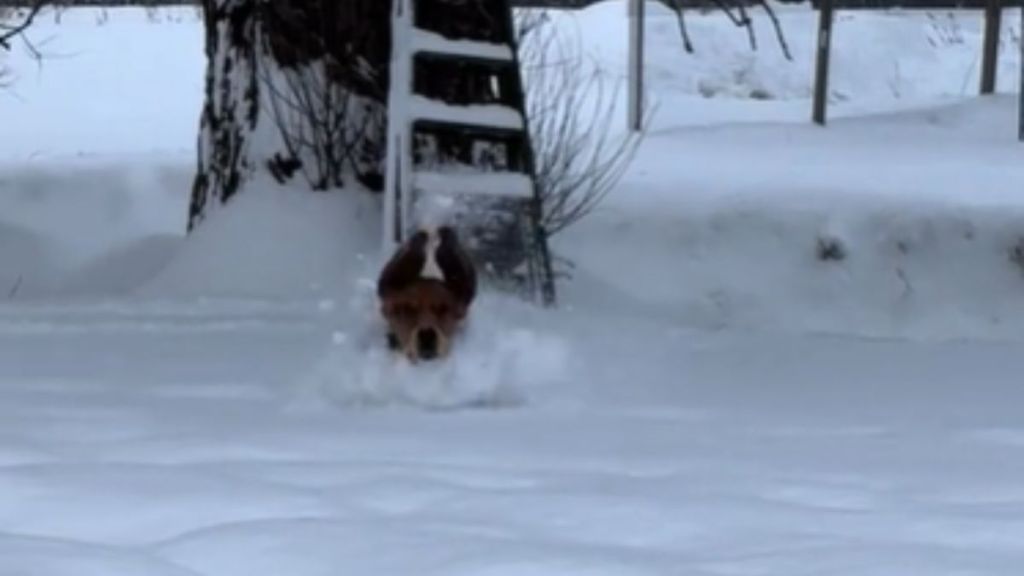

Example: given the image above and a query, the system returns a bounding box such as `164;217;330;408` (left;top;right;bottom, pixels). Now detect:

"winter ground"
2;3;1024;575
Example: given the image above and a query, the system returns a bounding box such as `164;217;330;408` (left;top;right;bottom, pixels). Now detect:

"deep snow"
1;3;1024;575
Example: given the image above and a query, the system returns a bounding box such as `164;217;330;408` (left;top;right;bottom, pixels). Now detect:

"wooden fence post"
812;0;834;126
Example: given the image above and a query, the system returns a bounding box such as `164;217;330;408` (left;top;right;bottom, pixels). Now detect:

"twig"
7;276;22;300
665;0;792;60
669;0;695;53
757;0;793;60
0;1;47;52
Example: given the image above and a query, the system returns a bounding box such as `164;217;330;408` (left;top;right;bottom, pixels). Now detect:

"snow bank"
142;179;381;300
0;221;62;298
0;157;190;298
560;96;1024;340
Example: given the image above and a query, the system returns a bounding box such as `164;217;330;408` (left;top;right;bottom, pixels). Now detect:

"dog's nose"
416;328;439;360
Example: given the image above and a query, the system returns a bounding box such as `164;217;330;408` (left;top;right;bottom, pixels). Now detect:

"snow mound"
0;221;62;299
59;234;182;297
294;287;571;411
143;180;381;300
0;156;190;298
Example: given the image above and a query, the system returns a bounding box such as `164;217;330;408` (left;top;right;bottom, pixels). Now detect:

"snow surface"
412;29;515;61
2;3;1024;575
410;95;526;130
415;171;535;199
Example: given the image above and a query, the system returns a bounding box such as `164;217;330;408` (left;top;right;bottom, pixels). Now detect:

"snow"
0;7;203;160
412;29;515;61
560;95;1024;340
2;3;1024;575
414;170;535;198
410;95;525;129
141;179;380;300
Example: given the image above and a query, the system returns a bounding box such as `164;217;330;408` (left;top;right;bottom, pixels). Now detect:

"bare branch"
757;0;793;61
259;1;383;191
517;10;649;238
0;1;47;52
665;0;792;61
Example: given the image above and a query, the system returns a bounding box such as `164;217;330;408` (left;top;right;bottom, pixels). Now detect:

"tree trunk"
188;0;260;231
188;0;391;230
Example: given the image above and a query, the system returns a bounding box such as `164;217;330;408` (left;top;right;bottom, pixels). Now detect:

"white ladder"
381;0;554;303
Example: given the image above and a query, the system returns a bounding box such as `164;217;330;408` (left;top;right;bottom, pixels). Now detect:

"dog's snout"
416;328;439;360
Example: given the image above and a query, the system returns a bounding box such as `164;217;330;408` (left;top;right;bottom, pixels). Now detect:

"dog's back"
378;226;476;309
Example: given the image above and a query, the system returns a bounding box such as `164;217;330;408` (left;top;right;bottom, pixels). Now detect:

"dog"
377;226;477;362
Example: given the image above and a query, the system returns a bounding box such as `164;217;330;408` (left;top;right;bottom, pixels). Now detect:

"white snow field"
2;3;1024;575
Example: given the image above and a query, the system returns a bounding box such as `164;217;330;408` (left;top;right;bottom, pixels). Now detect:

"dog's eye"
395;304;416;319
432;304;451;317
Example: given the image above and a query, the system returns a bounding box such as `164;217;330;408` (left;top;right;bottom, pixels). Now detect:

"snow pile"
61;234;184;298
0;221;62;297
142;179;380;300
0;157;190;298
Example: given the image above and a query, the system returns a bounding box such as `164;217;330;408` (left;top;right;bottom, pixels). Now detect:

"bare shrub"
262;60;379;190
516;10;648;237
258;2;384;191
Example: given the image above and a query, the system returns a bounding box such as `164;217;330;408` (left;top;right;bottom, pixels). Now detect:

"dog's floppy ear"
378;230;429;298
436;226;477;307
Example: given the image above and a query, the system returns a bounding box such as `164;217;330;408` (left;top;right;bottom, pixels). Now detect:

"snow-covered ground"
2;3;1024;575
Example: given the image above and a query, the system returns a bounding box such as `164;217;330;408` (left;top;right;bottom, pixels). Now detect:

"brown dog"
377;226;477;362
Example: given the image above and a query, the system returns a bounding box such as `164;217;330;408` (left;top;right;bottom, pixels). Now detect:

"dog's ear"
378;231;429;298
436;226;477;307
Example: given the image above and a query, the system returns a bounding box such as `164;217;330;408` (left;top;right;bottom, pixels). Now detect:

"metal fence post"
628;0;645;132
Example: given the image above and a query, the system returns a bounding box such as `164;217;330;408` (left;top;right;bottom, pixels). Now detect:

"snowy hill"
1;3;1024;575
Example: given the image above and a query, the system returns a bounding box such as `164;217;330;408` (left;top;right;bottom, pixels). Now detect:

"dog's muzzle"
415;328;440;360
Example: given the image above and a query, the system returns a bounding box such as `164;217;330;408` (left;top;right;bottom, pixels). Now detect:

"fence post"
1019;6;1023;140
628;0;645;131
980;0;1002;95
812;0;834;126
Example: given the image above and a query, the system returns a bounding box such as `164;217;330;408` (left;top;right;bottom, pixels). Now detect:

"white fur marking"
420;228;445;281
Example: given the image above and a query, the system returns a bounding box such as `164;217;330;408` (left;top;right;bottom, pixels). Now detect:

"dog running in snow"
376;226;477;362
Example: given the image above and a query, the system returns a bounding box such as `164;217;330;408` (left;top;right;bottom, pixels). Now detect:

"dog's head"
381;278;467;361
377;226;477;362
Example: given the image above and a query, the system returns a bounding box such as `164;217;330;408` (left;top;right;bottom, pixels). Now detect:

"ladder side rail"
383;0;416;253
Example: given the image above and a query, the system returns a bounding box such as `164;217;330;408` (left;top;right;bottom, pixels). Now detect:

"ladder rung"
413;118;524;140
413;170;535;200
412;29;515;63
410;95;524;131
